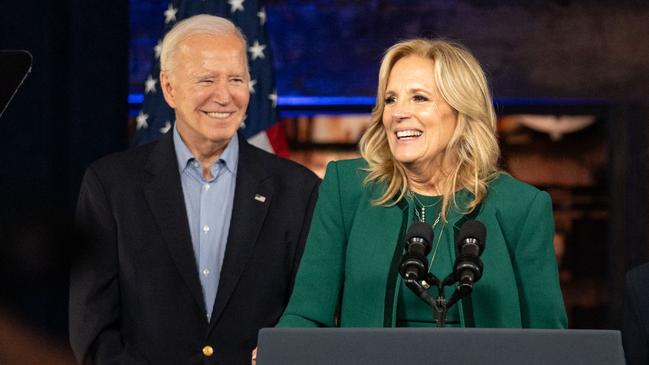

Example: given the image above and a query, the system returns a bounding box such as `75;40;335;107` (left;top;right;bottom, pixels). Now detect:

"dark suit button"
202;345;214;357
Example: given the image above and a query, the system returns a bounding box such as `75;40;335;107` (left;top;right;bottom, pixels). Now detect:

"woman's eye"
384;96;396;104
413;95;429;102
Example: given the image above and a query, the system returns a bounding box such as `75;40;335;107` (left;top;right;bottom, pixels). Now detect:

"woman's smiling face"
382;55;458;173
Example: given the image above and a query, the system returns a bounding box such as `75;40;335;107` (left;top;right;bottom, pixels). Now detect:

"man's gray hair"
160;14;248;76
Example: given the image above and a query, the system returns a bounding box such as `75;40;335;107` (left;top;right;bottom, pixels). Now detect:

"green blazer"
278;158;567;328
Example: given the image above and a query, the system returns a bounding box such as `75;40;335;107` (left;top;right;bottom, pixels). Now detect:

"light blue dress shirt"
173;125;238;321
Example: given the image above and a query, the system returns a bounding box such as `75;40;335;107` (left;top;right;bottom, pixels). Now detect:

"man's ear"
160;71;176;108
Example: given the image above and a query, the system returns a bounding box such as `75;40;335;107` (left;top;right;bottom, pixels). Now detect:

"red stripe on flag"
266;123;289;158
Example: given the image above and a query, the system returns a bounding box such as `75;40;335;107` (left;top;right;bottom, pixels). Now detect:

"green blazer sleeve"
472;175;566;328
509;190;567;328
277;162;347;327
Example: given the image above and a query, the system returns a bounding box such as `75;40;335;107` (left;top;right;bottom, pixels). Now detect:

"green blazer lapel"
348;193;410;327
446;191;482;327
384;197;412;326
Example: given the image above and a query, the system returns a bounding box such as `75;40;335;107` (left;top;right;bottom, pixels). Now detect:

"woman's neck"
405;159;450;196
408;176;445;196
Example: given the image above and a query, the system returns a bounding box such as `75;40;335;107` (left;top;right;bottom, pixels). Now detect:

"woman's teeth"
396;130;422;139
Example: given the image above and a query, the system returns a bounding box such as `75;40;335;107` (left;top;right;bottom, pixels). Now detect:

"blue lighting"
128;93;144;104
278;96;376;106
127;93;609;117
128;94;376;107
129;93;606;108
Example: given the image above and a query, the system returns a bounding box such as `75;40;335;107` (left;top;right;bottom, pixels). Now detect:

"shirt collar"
172;123;239;175
219;131;239;174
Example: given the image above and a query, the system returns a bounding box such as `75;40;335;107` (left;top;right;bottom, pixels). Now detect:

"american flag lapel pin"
254;194;266;203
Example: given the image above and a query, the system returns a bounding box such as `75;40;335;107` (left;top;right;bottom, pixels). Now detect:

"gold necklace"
429;223;445;269
410;191;445;270
413;207;445;270
410;191;440;224
414;206;441;228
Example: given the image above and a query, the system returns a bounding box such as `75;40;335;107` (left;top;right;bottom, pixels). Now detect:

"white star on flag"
154;40;162;59
248;40;266;60
257;7;266;25
228;0;245;13
268;90;277;108
145;75;157;94
159;121;172;134
136;111;149;130
164;4;178;24
248;79;257;94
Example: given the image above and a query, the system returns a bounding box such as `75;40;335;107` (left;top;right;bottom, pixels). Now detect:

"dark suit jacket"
623;262;649;365
69;132;319;365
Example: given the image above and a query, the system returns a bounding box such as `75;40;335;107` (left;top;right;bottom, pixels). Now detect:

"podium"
257;328;625;365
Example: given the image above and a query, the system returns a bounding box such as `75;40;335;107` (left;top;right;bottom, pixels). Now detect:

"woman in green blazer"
277;39;567;329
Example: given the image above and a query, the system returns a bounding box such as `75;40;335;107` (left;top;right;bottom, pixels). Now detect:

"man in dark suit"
623;262;649;365
69;15;319;365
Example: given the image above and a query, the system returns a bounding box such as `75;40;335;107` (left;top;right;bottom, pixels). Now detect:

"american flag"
134;0;288;156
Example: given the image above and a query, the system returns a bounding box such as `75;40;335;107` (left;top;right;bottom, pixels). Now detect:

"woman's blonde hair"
359;38;500;219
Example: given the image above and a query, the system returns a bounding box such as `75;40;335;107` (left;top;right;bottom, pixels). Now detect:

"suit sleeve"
277;162;346;327
69;167;134;364
512;190;568;328
623;269;649;365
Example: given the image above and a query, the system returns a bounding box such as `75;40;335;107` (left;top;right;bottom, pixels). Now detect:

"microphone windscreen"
457;220;486;251
405;221;433;245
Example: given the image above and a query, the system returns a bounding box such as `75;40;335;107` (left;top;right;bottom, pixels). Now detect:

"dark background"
0;1;128;363
1;0;648;363
131;0;649;100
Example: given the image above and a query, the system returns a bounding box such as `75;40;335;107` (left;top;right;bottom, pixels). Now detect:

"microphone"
399;221;433;281
454;220;486;291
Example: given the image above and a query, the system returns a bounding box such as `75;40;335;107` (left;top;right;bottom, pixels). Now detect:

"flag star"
248;79;257;94
268;90;277;108
154;39;162;59
164;4;178;24
248;40;266;60
160;121;172;134
144;75;157;94
136;111;149;130
228;0;245;13
257;7;267;25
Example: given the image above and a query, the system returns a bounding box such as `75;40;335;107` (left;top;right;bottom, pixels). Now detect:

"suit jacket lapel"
143;132;206;314
209;135;273;326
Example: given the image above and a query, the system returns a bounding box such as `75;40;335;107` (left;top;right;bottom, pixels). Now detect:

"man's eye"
230;78;244;84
